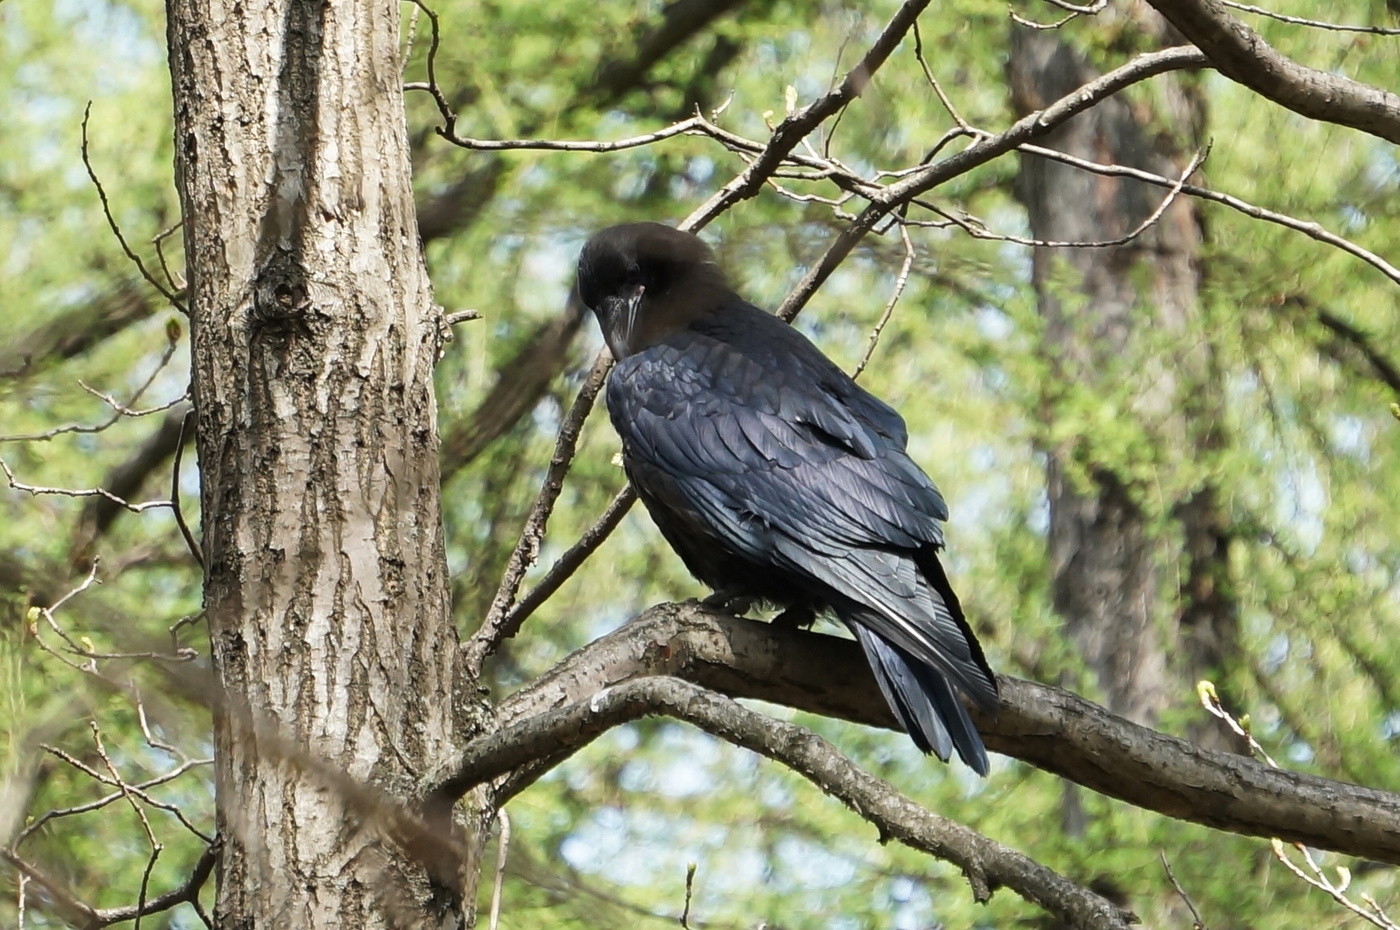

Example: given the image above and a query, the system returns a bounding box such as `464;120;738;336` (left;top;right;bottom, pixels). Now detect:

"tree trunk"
1008;11;1239;834
167;1;484;925
1010;22;1198;727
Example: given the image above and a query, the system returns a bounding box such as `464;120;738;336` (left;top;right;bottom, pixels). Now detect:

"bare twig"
169;611;205;654
40;743;214;843
0;340;181;444
924;146;1206;250
402;0;422;72
1272;839;1399;929
402;0;453;129
1198;680;1276;767
80;104;186;311
91;728;161;930
498;485;637;636
444;309;482;325
1013;142;1400;286
681;862;698;928
151;222;186;295
443;114;711;153
137;699;184;760
489;809;510;930
686;0;935;229
1010;8;1085;30
1199;685;1398;927
774;45;1209;322
1008;0;1106;27
87;841;218;928
1036;0;1107;14
911;20;971;130
1;458;173;514
467;351;615;673
17;758;211;843
27;563;105;675
1219;0;1400;36
1;849;101;928
853;224;916;379
1160;851;1208;930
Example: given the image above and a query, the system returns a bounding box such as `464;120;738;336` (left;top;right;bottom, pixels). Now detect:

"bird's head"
576;223;730;359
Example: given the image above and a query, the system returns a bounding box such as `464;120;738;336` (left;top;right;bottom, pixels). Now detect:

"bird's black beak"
603;283;646;359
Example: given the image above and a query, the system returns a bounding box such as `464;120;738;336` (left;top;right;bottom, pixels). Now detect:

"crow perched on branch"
576;222;998;774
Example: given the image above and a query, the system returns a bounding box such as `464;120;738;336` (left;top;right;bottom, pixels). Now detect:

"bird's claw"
701;589;757;616
771;604;817;630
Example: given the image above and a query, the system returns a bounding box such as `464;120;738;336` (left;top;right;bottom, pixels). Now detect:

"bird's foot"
771;603;817;630
701;589;758;616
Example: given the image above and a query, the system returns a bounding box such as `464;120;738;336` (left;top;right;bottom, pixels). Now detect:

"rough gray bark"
166;1;482;926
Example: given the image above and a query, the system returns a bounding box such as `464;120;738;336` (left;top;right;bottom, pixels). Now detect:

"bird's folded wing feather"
608;328;994;706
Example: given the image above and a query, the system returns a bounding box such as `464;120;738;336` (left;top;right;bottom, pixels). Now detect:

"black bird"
576;222;999;774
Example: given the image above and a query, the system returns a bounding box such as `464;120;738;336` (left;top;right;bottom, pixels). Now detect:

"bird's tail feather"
848;621;990;776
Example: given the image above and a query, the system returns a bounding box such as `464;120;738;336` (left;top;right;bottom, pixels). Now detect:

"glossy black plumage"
577;222;999;774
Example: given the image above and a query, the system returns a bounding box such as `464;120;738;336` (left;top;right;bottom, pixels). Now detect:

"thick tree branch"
438;676;1136;930
1144;0;1400;144
473;603;1400;865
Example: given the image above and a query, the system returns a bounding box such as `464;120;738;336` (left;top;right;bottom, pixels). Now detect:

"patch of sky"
776;835;857;890
1262;632;1289;675
1274;459;1326;556
1339;204;1368;233
1327;414;1370;463
1361;141;1400;194
974;305;1013;341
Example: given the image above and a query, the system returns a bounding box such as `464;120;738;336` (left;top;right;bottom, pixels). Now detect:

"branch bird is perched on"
576;222;999;774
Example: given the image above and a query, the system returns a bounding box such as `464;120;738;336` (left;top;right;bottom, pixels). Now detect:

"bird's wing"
608;327;995;707
610;331;946;553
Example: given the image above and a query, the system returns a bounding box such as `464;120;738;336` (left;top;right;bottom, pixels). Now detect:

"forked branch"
437;676;1136;930
450;604;1400;866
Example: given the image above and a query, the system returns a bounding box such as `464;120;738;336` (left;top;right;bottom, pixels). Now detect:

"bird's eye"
624;262;643;285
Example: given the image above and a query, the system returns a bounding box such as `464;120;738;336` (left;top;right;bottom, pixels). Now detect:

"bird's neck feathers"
624;263;737;354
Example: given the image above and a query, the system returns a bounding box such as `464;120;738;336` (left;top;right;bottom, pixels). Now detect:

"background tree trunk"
1007;11;1239;838
166;1;482;925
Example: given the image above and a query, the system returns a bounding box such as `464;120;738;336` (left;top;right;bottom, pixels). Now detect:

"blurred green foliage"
2;0;1399;926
